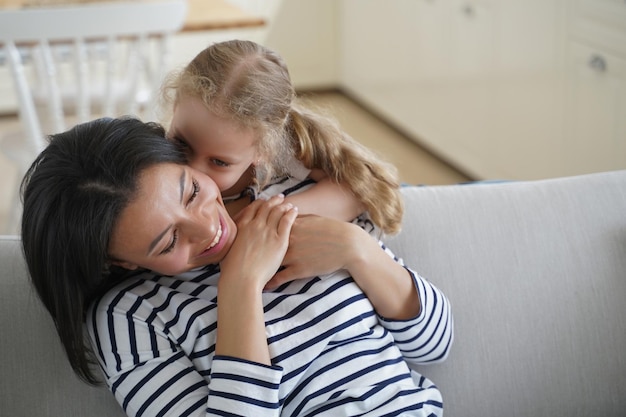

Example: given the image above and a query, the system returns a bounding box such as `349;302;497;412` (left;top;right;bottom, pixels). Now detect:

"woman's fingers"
276;203;298;238
221;197;298;290
236;194;288;224
251;195;298;235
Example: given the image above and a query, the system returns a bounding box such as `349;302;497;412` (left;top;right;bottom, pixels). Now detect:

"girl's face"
108;163;237;276
168;96;259;197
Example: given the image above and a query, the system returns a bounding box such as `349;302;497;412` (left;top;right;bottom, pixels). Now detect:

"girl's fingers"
265;266;298;290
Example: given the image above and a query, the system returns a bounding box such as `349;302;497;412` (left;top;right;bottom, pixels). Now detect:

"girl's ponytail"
288;102;403;235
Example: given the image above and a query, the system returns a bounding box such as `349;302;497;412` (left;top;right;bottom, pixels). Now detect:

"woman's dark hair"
20;116;187;384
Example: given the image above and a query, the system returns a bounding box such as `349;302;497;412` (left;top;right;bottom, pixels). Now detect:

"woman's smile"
196;214;228;258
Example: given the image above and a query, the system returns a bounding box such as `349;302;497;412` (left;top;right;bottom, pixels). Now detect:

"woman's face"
168;95;259;197
108;163;237;276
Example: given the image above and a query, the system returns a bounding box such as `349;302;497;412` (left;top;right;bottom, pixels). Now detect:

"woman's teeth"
207;224;222;250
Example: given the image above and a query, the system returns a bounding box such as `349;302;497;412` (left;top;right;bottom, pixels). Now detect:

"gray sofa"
2;170;625;417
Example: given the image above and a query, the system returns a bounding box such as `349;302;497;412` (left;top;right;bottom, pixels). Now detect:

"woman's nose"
185;203;216;244
184;219;211;244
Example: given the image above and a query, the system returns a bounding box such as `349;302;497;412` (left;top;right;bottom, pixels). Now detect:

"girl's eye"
161;231;178;255
188;178;200;205
211;159;230;168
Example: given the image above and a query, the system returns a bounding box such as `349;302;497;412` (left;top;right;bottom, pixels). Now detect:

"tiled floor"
0;91;470;234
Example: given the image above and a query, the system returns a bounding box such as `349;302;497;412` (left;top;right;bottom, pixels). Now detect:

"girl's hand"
220;194;298;291
266;215;368;288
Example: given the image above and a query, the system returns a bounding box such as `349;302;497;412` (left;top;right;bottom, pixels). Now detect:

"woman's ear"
109;259;139;271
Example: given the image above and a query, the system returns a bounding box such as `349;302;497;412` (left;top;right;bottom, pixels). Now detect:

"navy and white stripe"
87;177;453;416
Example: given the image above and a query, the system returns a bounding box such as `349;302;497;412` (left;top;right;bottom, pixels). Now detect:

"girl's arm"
283;169;364;221
268;214;453;363
270;215;418;319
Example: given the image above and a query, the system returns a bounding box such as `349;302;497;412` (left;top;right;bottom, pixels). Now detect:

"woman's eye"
160;178;198;256
211;159;230;167
188;179;200;205
161;231;178;255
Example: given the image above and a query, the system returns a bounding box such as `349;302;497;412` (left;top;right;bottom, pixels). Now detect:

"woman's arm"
283;169;364;221
88;195;297;417
89;301;285;417
217;195;297;364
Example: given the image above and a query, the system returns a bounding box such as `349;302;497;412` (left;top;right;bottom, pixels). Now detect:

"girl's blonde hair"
162;40;403;234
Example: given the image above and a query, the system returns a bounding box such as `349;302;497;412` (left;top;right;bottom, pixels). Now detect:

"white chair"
0;0;187;233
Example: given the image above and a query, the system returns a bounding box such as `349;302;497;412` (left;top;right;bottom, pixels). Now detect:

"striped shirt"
87;177;453;416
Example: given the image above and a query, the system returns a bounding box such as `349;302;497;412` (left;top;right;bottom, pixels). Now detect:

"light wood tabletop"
0;0;266;32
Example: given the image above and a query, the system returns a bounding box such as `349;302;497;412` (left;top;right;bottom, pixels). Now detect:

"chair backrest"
0;0;187;156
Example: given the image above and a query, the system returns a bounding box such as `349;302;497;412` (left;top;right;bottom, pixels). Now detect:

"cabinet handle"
588;54;607;72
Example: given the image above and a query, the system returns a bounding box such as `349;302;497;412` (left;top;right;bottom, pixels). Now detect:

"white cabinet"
340;0;501;178
564;42;626;175
564;0;626;176
339;0;626;180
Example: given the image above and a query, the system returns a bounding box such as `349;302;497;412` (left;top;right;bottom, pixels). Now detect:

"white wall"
264;0;338;90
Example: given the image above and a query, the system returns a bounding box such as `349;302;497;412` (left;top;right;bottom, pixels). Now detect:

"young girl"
161;39;403;235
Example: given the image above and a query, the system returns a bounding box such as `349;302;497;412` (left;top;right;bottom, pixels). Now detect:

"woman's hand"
220;194;298;291
216;194;298;365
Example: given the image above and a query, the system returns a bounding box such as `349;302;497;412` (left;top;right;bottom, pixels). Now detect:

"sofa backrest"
2;170;625;416
385;170;626;417
0;235;125;416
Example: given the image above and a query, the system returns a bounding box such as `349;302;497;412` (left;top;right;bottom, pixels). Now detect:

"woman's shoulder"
91;266;221;317
284;155;311;180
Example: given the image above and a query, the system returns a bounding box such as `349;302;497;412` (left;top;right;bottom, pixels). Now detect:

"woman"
21;117;453;416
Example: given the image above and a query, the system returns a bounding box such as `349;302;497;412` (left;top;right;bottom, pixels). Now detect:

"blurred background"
1;0;624;233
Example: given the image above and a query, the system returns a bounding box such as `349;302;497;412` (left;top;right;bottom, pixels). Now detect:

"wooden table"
0;0;266;32
184;0;265;31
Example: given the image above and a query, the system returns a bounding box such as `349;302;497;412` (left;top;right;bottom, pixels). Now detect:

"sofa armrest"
386;170;626;417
